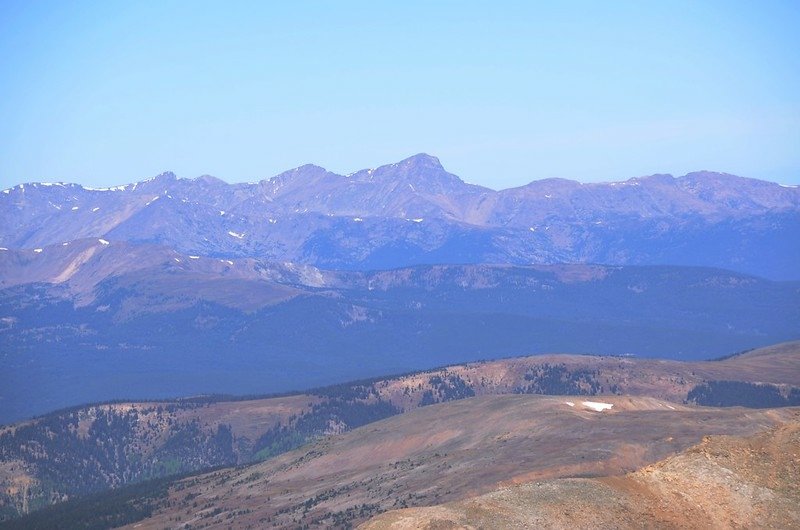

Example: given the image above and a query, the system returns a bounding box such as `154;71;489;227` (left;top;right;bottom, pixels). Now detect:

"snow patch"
268;218;277;224
33;248;43;253
219;210;225;216
406;218;424;223
2;189;9;194
174;258;181;262
71;206;79;211
227;231;245;239
83;184;128;192
529;227;536;232
779;184;798;188
62;242;69;246
92;207;100;212
582;401;613;412
0;247;7;251
189;256;199;259
145;196;160;206
98;239;109;245
565;401;575;407
352;217;363;222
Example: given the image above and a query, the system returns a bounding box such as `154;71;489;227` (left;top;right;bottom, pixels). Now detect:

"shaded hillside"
2;243;799;423
2;341;797;521
363;416;800;530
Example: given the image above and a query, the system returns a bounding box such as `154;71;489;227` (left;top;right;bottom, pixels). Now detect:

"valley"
2;241;798;423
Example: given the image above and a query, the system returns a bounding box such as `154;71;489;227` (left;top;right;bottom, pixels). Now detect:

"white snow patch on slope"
227;231;244;239
33;248;43;253
189;256;199;259
565;401;575;407
71;206;79;211
353;217;363;222
98;239;109;245
582;401;613;412
83;184;129;192
92;207;100;212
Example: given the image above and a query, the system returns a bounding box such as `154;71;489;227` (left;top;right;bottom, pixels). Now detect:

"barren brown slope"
3;341;798;519
362;413;800;530
120;396;796;529
371;340;800;410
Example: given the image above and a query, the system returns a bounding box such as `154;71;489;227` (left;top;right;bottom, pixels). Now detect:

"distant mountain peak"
152;171;177;182
293;163;329;173
194;174;226;185
397;153;444;172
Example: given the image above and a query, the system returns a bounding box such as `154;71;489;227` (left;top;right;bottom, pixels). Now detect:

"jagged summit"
2;155;798;280
151;171;177;182
397;152;444;171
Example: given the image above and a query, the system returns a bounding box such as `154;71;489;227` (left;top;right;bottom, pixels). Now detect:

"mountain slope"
1;341;798;520
362;417;800;530
113;396;797;529
3;155;799;278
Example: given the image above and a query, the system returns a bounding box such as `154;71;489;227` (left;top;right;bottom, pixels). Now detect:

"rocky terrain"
3;154;799;279
1;341;798;522
362;416;800;529
110;397;797;529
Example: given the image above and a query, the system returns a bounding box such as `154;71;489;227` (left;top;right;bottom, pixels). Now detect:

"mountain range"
2;154;800;424
2;155;800;527
3;154;799;279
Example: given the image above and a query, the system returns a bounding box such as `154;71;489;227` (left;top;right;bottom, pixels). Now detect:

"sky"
1;1;798;190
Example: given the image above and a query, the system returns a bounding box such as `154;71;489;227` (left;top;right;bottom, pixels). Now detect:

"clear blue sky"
1;1;798;189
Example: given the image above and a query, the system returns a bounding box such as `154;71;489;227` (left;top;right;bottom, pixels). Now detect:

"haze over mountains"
2;154;800;423
3;154;799;279
2;155;800;528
